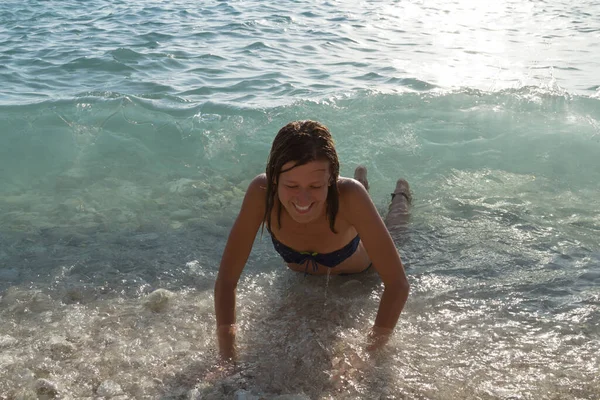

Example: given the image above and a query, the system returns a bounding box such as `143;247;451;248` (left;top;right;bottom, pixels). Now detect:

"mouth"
293;202;313;214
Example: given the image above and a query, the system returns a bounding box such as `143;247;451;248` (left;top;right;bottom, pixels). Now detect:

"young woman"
214;120;411;359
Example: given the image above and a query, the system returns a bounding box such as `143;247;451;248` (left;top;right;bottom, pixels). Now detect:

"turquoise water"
1;0;599;398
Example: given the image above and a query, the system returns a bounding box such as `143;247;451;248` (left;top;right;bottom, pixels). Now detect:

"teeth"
294;203;310;211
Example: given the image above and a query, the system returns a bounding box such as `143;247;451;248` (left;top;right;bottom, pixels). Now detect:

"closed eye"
283;185;323;189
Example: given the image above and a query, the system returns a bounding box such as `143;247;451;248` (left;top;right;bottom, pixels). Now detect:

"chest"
269;204;355;253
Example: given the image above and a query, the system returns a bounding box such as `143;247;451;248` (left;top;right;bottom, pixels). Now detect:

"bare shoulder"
337;177;369;203
336;177;373;220
248;173;267;192
244;173;267;209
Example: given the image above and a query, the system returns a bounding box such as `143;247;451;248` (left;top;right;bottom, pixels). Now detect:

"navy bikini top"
270;234;361;275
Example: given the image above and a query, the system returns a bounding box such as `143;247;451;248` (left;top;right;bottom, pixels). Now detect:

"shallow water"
1;0;599;399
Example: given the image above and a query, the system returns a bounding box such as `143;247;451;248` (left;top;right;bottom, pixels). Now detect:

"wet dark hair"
263;120;340;234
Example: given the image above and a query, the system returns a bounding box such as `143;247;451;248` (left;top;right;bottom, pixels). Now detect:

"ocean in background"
1;0;599;398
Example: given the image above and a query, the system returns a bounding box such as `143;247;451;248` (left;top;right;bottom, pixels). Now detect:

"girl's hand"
217;324;237;361
366;325;393;352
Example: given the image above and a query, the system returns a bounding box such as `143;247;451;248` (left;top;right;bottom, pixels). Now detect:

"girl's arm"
214;174;266;359
340;179;410;345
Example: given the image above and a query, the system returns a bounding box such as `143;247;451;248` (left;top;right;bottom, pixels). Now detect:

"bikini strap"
299;251;319;276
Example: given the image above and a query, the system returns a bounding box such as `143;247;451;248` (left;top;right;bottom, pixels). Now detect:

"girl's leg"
385;179;411;231
353;165;369;191
354;165;411;230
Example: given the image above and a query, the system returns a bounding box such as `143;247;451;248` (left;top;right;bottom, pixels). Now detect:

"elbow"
401;275;410;292
398;278;410;297
385;276;410;296
403;279;410;297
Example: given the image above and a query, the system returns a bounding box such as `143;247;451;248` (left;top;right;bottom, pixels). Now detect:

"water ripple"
1;0;599;105
1;1;600;396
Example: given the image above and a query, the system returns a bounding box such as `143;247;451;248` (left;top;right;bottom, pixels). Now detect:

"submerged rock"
48;336;76;359
15;368;36;384
233;389;259;400
28;292;56;313
170;209;195;220
143;289;174;313
0;335;18;348
168;178;208;198
1;288;55;314
340;279;363;291
272;395;311;400
35;379;60;397
132;233;159;241
221;372;247;394
63;286;87;304
186;388;201;400
55;168;88;189
96;380;124;397
0;267;19;281
12;388;38;400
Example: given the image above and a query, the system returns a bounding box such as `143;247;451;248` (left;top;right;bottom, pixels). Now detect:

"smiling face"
264;120;340;233
277;160;331;224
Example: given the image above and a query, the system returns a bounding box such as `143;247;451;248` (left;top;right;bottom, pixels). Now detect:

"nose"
296;188;311;204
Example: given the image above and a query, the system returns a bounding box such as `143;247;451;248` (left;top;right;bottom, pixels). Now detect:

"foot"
391;179;411;205
354;165;369;191
385;178;411;230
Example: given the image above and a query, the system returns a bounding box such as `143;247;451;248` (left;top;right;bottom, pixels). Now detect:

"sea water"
0;0;599;398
